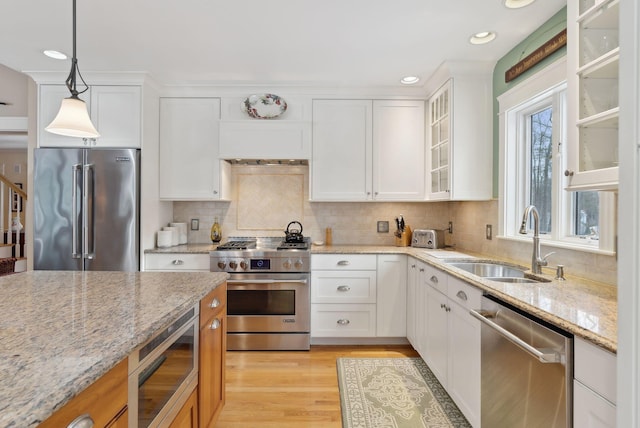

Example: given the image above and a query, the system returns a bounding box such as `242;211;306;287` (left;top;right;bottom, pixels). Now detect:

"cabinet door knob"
564;170;574;177
430;275;438;284
337;318;350;325
213;190;218;194
209;298;220;308
419;268;425;272
172;259;184;265
209;318;221;330
68;414;94;428
337;285;351;292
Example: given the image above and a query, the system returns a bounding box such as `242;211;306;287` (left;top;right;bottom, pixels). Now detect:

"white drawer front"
311;304;376;337
424;263;448;294
311;271;376;303
145;253;210;271
312;254;377;270
574;337;617;404
447;276;482;310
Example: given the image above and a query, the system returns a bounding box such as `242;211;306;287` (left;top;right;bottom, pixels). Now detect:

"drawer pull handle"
440;303;446;309
209;298;221;308
172;259;184;265
411;264;416;268
337;318;350;325
337;260;351;266
337;285;351;292
210;318;221;330
430;275;438;284
68;414;94;428
419;268;425;272
456;290;468;301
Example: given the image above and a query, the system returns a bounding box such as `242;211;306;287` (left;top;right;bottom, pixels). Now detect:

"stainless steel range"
210;236;310;351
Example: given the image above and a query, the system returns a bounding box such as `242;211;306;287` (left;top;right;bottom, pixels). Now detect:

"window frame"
498;58;616;255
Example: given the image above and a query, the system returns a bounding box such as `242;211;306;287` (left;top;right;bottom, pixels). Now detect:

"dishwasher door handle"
470;309;561;363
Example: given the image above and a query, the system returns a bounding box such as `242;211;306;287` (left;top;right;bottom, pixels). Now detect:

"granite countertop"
313;245;618;353
0;270;228;428
144;243;618;352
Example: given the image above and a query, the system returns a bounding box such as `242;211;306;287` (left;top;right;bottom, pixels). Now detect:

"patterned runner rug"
337;357;471;428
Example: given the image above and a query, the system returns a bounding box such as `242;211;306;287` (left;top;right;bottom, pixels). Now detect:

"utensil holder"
395;226;412;247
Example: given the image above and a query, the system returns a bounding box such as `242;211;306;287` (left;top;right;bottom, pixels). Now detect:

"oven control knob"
217;261;226;269
294;259;304;269
240;260;248;270
229;260;238;270
283;259;292;270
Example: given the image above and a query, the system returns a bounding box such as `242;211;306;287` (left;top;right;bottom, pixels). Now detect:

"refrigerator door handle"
72;164;82;259
83;163;96;260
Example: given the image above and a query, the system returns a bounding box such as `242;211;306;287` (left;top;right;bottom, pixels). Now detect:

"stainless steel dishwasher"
470;294;573;428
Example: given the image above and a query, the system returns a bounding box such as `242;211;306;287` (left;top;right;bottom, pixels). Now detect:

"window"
498;59;615;254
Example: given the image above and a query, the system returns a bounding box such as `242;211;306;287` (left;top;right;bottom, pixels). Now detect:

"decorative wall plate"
242;93;287;119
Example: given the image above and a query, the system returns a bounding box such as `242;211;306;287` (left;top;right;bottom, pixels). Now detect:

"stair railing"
0;172;27;257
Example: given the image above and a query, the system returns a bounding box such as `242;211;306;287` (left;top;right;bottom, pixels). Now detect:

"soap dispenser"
210;217;222;243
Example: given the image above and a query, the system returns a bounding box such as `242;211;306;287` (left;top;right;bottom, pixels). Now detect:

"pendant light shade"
46;96;99;138
45;0;99;139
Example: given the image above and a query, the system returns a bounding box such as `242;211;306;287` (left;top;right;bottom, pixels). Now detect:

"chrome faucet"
519;205;549;274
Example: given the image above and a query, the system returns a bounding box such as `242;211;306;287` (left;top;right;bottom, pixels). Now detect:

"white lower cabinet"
311;254;377;338
573;337;617;427
376;254;407;337
420;262;481;428
311;254;407;339
144;253;210;271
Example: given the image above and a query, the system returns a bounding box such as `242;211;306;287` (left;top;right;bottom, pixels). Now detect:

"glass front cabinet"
567;0;619;190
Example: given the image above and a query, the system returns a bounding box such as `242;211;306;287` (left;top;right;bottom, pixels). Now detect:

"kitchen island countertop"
0;270;228;428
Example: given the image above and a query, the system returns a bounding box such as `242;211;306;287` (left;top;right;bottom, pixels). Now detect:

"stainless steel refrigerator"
33;148;140;271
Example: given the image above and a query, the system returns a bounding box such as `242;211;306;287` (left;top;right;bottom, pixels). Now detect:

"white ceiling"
0;0;565;88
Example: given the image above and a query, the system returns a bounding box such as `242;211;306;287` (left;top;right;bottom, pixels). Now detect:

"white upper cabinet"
159;98;230;201
38;84;141;148
311;99;373;201
90;86;142;148
373;100;426;200
566;0;619;190
426;62;493;200
311;99;425;201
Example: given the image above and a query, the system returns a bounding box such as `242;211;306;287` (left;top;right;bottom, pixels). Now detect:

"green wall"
492;6;567;197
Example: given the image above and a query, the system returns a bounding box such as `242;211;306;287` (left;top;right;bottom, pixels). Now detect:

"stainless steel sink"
484;277;540;283
445;261;548;283
446;262;526;278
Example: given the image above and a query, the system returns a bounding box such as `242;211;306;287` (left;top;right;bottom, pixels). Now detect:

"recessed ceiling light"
470;31;496;45
400;76;420;85
504;0;536;8
43;50;68;60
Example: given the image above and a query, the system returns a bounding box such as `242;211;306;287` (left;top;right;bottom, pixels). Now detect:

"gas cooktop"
214;237;310;251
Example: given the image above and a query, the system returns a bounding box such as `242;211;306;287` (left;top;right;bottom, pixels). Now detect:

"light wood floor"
215;345;419;428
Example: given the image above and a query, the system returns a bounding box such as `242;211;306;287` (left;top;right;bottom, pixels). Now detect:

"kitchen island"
0;270;228;428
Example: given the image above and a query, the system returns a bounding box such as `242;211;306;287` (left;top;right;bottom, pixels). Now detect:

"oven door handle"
229;279;308;284
469;309;561;363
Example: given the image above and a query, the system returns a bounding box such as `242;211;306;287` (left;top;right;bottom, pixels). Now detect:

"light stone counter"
144;243;617;352
312;244;617;353
0;270;228;428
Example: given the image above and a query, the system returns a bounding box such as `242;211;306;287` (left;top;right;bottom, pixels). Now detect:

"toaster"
411;229;445;249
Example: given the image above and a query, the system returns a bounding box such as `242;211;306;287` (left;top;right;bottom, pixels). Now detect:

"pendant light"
45;0;99;138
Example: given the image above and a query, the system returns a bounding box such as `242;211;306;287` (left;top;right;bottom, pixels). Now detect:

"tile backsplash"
171;164;617;286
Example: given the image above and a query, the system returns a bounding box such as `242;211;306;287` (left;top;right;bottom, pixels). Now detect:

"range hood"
227;159;308;166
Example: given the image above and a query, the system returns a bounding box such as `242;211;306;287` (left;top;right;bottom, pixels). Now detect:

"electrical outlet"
377;220;389;233
191;219;199;230
448;221;453;234
486;224;493;240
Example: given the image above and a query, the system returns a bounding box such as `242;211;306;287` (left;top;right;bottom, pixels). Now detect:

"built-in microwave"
128;305;199;428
